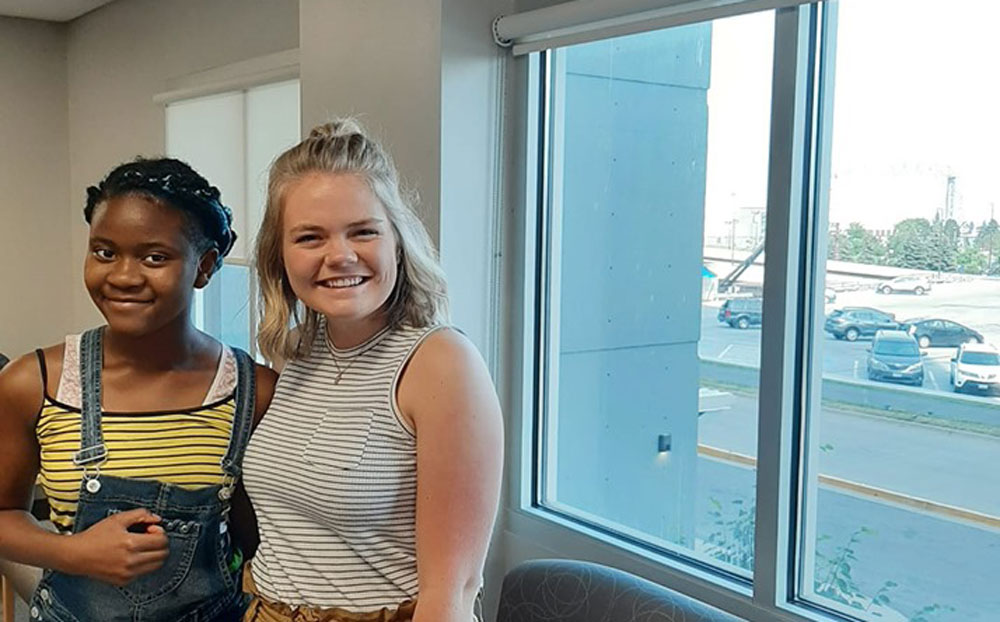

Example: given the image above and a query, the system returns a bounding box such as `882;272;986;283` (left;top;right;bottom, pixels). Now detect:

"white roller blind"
246;80;301;252
165;81;300;260
165;80;300;354
494;0;815;54
166;92;247;258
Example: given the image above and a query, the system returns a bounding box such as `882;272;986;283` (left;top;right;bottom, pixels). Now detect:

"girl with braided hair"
0;157;277;622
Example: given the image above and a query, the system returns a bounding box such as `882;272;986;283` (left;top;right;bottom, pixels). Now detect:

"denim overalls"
29;327;256;622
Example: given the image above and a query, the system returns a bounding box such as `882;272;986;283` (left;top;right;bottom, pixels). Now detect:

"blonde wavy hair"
255;118;449;362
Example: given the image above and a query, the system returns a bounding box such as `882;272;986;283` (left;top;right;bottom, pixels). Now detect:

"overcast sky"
704;0;1000;236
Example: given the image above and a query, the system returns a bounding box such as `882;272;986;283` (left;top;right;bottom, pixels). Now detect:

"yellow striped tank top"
35;351;237;533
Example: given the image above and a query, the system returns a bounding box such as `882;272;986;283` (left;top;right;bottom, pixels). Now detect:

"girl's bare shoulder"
0;347;54;426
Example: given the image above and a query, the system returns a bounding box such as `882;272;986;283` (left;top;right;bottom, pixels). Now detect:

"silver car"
876;275;931;295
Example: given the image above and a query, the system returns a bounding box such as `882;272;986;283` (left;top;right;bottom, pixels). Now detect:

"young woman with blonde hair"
242;119;502;622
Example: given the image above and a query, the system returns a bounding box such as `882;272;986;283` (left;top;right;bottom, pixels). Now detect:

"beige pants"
242;563;417;622
242;562;484;622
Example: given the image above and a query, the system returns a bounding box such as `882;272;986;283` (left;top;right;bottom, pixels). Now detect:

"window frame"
504;3;873;622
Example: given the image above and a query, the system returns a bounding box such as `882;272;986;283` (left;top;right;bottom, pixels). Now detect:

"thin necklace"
325;322;391;384
326;332;361;385
330;350;360;385
325;331;369;385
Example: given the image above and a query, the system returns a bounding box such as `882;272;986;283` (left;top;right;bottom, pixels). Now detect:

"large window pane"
801;2;1000;620
535;11;774;576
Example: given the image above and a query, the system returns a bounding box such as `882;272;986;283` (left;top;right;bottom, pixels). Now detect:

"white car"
950;343;1000;393
876;275;931;295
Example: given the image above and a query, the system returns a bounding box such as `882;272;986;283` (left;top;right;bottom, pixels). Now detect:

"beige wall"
300;0;443;240
65;0;299;329
0;17;72;358
299;0;513;353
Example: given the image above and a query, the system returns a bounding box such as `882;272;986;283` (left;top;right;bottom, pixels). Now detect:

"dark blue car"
867;330;924;386
900;318;983;349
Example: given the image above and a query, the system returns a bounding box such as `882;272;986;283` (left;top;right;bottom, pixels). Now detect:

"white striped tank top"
242;322;443;610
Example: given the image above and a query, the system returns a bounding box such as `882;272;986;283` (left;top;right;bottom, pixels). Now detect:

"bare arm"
0;353;66;570
398;330;503;622
0;352;168;586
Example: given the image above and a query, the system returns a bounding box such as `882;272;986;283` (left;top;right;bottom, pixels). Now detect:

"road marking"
697;444;1000;530
718;344;733;360
698;388;731;398
927;370;940;391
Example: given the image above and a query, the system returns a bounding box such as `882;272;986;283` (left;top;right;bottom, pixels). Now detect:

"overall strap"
220;348;256;484
74;328;107;467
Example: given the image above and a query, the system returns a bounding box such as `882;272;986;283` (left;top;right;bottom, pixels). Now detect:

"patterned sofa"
496;559;744;622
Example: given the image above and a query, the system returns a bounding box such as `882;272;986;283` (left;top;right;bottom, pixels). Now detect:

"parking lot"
701;279;1000;401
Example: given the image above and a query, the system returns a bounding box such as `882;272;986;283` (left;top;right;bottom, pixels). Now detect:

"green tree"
886;217;957;271
887;218;932;269
955;245;987;274
975;219;1000;273
838;223;886;265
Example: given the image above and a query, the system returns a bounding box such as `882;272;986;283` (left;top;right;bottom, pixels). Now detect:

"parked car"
901;318;983;348
950;343;1000;394
876;274;931;295
824;307;899;341
717;297;763;329
867;330;924;386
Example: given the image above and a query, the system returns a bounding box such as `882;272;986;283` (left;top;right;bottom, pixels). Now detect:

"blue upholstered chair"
497;559;744;622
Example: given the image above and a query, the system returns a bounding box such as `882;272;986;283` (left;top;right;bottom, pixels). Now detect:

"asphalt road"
696;391;1000;517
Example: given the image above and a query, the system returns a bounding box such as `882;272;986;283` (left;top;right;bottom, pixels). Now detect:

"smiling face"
280;172;399;344
85;194;213;337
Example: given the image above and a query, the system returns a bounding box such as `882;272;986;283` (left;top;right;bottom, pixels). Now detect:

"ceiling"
0;0;116;22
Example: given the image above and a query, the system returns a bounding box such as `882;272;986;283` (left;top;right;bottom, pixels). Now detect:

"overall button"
85;478;101;493
39;588;50;603
30;605;40;619
178;522;191;534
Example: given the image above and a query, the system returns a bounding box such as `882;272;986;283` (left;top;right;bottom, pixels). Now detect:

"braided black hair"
84;158;236;271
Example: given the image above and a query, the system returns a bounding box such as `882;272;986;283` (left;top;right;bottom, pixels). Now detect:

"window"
531;10;775;579
520;1;1000;621
165;80;300;355
803;2;1000;619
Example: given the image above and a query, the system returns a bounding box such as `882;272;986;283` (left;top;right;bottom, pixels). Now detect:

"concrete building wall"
551;26;711;544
